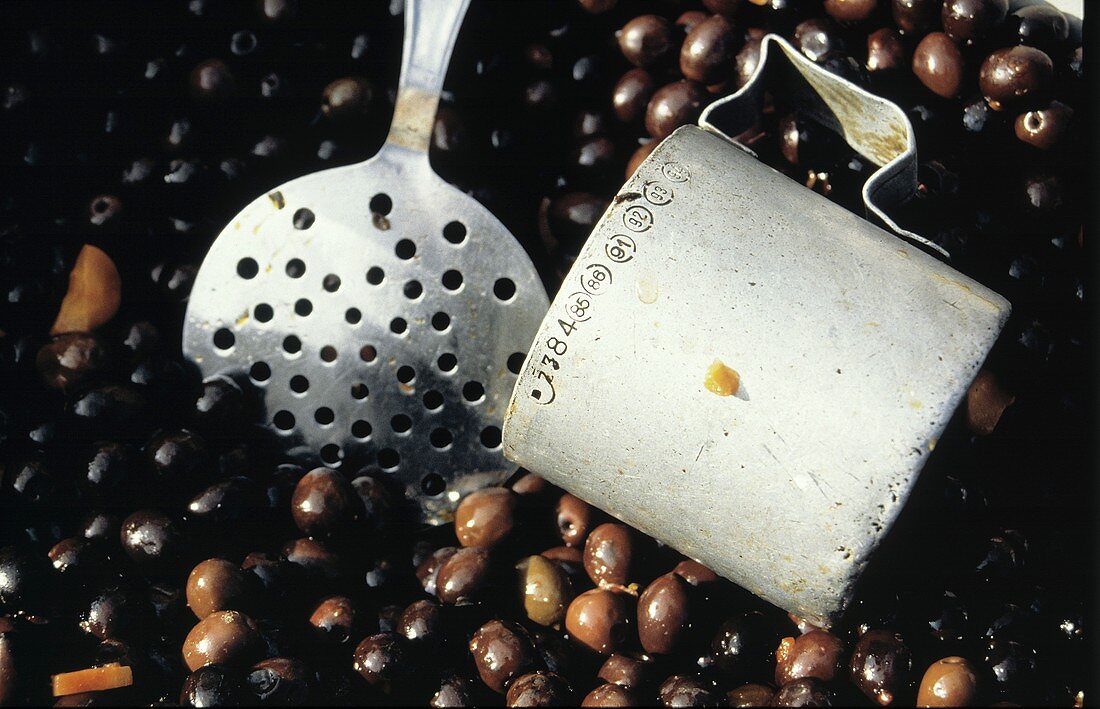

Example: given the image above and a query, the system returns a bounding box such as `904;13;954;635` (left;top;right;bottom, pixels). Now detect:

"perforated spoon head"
182;1;547;524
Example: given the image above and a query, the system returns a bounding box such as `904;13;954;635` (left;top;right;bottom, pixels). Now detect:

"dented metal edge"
699;34;950;260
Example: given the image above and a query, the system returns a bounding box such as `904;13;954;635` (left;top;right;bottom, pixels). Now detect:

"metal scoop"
183;0;547;524
503;36;1009;627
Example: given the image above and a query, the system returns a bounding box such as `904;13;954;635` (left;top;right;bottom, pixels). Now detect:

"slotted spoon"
183;0;547;524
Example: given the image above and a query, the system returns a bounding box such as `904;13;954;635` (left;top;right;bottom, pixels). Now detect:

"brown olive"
892;0;938;34
182;610;264;671
912;32;965;99
775;629;846;685
1014;100;1073;150
321;76;373;120
772;677;833;706
578;0;617;13
454;487;517;549
290;467;363;538
727;683;775;706
656;674;721;707
397;599;443;646
598;652;658;688
733;31;764;89
583;523;636;587
431;674;480;707
281;538;343;582
436;547;492;605
824;0;879;23
572;136;616;172
916;656;978;707
849;629;912;705
582;682;646;707
867;28;906;73
702;0;741;15
1007;5;1069;53
942;0;1009;44
793;19;846;63
645;81;706;140
247;656;311;705
308;595;359;645
557;493;595;547
618;15;676;68
517;555;574;627
505;671;575;707
637;573;692;655
189;59;235;100
185;558;252;620
416;546;458;595
565;589;634;655
979;46;1053;111
966;369;1016;435
36;333;107;391
0;619;16;706
613;69;655;124
469;619;540;694
352;631;414;685
672;560;718;587
120;510;182;569
680;15;739;85
676;10;709;35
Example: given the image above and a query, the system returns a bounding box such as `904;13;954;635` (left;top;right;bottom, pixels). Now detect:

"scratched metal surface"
503;125;1009;626
183;0;548;524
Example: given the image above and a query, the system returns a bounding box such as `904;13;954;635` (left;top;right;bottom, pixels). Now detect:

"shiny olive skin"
892;0;940;34
656;674;721;707
916;656;979;707
180;664;245;707
505;671;575;707
979;46;1054;110
454;487;518;549
565;589;634;656
469;619;540;694
772;677;833;706
436;547;492;605
942;0;1009;44
637;573;693;655
612;69;655;124
618;15;676;69
849;629;912;705
352;631;415;686
182;610;264;671
290;468;363;538
1014;100;1073;150
583;523;635;587
186;558;253;620
775;629;846;685
582;682;646;706
680;15;739;84
644;81;706;140
866;29;906;73
824;0;879;23
912;33;965;99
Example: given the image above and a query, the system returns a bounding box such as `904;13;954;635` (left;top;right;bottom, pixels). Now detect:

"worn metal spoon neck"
380;0;470;158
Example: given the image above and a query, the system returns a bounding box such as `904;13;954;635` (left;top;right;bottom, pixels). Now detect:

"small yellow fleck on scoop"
705;359;740;396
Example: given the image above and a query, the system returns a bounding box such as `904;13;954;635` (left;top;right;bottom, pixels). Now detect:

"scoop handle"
383;0;471;155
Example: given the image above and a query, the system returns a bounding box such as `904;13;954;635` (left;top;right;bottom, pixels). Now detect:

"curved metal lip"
699;34;949;260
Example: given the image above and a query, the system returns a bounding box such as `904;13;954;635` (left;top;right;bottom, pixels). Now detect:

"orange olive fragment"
52;663;133;697
705;359;740;396
51;244;122;335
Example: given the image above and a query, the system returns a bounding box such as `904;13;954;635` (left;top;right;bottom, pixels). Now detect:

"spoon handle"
383;0;471;155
